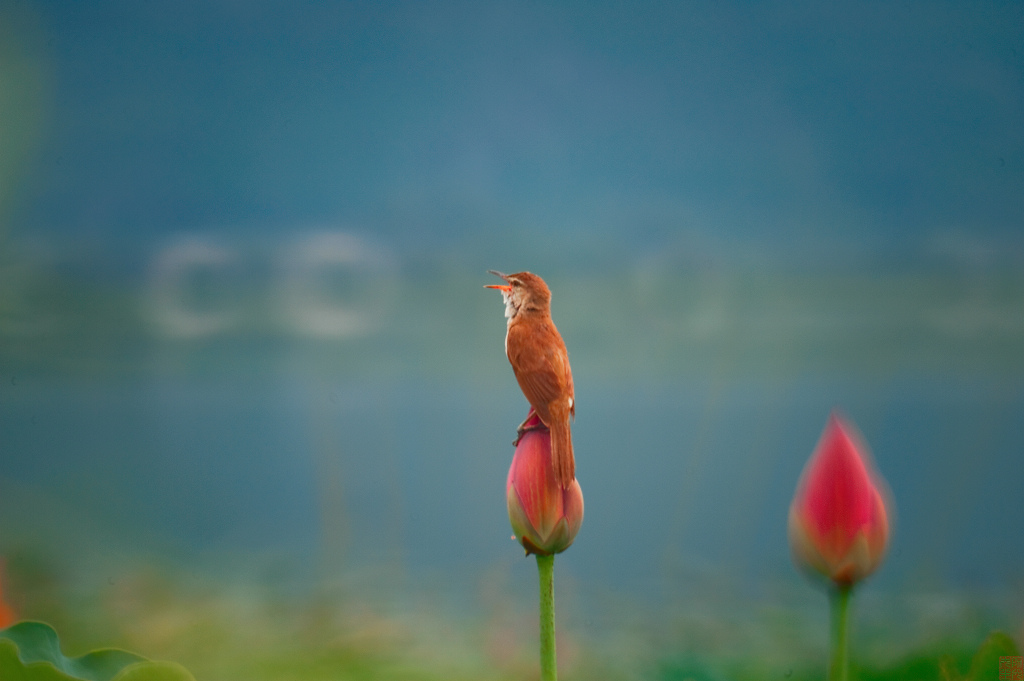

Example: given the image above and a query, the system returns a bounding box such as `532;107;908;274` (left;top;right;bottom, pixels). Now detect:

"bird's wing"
507;321;572;420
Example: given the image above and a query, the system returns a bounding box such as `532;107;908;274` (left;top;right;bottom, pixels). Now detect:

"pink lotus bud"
507;413;584;556
788;413;890;587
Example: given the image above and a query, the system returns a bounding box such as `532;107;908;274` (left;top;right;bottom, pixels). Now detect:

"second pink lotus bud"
788;413;891;587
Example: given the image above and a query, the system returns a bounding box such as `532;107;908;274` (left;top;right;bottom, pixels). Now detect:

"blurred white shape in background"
148;236;242;339
277;230;396;338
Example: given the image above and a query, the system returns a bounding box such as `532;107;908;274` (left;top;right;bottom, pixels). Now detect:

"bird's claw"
513;422;548;446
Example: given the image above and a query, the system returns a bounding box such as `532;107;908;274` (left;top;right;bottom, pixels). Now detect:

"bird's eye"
511;280;521;287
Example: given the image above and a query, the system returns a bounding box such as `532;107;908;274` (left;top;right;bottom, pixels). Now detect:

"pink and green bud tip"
507;413;584;556
788;413;891;587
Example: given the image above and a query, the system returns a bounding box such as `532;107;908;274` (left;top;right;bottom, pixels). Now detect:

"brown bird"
486;270;575;488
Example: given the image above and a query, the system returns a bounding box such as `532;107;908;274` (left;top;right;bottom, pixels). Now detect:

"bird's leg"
513;406;547;445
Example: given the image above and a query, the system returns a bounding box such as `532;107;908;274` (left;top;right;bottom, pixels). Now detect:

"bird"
486;270;575;488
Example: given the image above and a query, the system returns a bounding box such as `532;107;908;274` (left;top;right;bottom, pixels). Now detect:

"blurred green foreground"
1;548;1020;681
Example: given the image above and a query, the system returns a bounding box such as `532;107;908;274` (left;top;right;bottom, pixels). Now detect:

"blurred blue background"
1;0;1022;643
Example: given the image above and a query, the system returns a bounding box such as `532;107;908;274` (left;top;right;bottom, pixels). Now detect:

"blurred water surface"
2;249;1022;603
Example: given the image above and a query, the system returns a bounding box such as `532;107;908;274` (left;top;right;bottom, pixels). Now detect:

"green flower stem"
537;553;557;681
829;584;853;681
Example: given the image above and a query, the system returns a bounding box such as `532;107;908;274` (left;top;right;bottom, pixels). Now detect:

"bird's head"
485;270;551;318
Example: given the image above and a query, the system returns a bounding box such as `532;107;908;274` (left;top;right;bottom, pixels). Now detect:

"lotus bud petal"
789;413;890;587
507;413;584;556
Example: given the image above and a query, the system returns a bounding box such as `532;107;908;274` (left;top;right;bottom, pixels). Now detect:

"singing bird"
486;270;576;488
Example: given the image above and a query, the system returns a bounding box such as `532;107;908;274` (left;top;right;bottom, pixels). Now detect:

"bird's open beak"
485;270;511;291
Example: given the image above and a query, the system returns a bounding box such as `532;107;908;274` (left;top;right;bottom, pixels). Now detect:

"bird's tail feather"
550;418;575;488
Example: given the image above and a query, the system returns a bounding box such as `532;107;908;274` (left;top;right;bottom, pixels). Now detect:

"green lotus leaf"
0;622;194;681
964;631;1020;681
